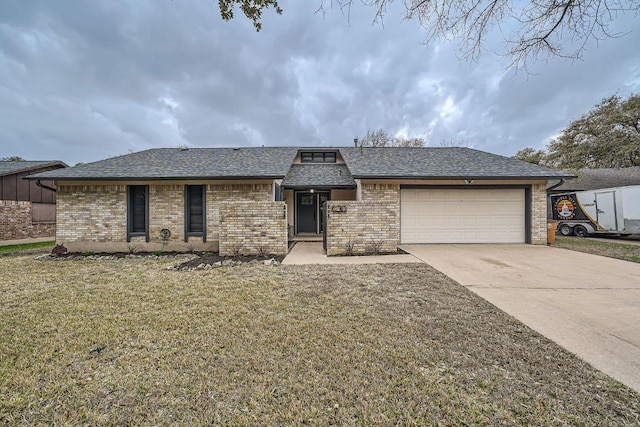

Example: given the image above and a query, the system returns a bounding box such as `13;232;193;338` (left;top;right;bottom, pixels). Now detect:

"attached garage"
400;188;526;244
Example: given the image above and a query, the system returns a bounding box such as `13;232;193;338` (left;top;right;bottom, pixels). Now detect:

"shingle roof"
0;161;67;177
281;164;356;188
550;167;640;191
26;146;574;181
339;147;573;179
26;148;299;180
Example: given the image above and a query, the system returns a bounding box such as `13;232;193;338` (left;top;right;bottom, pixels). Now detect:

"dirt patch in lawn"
1;255;638;425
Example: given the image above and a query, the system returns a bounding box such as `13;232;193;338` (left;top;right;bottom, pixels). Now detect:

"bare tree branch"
315;0;639;68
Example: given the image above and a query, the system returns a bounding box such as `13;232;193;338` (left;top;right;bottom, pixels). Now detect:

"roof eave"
24;175;285;181
281;184;357;190
352;174;576;180
2;162;68;178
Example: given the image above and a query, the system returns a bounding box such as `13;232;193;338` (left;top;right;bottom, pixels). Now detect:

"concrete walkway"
402;244;640;393
282;241;421;265
0;236;55;247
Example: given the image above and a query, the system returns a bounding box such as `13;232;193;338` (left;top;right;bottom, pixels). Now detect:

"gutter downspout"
36;179;57;193
546;179;565;193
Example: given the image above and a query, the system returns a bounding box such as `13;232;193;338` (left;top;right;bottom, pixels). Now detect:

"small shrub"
345;239;356;256
366;240;384;255
231;245;242;257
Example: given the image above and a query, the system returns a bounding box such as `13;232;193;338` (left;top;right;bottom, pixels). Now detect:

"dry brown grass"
1;254;639;425
555;236;640;263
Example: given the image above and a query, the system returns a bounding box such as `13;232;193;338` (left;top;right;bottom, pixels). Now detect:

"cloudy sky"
1;0;639;165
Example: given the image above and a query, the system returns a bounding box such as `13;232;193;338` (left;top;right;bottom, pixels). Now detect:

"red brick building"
0;161;67;241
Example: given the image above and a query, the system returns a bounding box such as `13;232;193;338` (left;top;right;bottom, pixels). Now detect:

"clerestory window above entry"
300;151;337;163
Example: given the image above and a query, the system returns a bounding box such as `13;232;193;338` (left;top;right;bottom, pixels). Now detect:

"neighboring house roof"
339;147;572;179
0;161;67;177
26;146;574;181
549;167;640;192
26;148;300;181
281;164;356;188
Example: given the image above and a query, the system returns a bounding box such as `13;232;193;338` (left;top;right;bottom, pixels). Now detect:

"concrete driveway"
401;244;640;393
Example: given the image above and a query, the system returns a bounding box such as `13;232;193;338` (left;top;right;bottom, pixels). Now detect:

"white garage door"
400;188;525;244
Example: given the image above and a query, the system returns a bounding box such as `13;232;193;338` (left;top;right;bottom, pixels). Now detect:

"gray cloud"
1;0;639;165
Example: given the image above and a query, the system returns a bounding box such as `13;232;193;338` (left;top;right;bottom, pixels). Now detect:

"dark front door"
296;192;330;234
297;192;317;233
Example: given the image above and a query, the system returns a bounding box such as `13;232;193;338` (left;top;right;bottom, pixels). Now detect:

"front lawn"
1;255;638;425
555;236;640;263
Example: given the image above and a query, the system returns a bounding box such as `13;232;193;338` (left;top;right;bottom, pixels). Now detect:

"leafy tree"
513;148;547;165
1;156;26;161
357;129;426;147
514;93;640;168
219;0;639;67
545;94;640;168
218;0;282;31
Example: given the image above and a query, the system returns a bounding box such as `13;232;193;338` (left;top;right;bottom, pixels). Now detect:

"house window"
185;185;206;240
274;183;281;201
300;151;337;163
127;185;148;241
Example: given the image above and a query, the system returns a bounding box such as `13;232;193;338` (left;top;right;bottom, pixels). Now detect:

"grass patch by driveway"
555;236;640;263
1;255;638;425
0;241;54;255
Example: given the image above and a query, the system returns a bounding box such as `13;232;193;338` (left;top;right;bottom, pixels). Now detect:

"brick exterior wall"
149;185;184;243
325;201;399;256
531;183;548;245
218;201;287;256
319;182;401;256
57;185;127;243
52;179;547;253
207;184;272;242
360;183;400;204
55;182;276;253
0;200;55;240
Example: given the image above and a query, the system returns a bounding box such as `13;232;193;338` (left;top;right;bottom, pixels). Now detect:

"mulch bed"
175;253;286;269
38;252;286;270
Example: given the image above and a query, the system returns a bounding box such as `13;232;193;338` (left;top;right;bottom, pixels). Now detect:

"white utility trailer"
550;185;640;237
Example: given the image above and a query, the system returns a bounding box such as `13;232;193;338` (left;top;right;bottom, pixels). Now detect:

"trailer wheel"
558;224;573;236
574;225;588;237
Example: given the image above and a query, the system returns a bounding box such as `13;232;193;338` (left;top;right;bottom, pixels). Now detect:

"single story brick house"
26;147;572;255
1;160;67;240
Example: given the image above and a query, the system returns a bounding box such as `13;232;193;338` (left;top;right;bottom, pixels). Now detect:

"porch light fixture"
464;179;474;184
310;189;315;193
